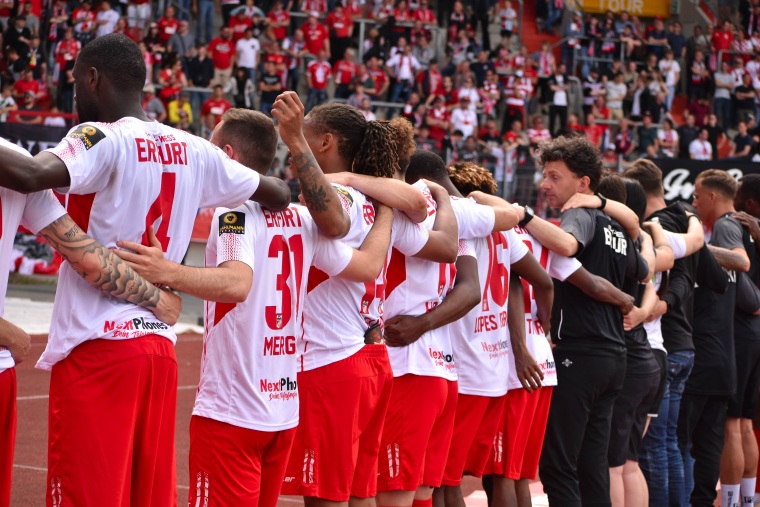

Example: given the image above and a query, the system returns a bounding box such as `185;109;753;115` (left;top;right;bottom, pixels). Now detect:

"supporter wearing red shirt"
333;48;358;99
584;113;604;150
264;41;288;85
344;0;363;17
326;4;352;64
303;12;329;56
307;51;331;91
54;27;80;82
208;27;237;86
267;0;290;41
156;5;179;44
71;1;95;39
712;20;735;53
366;56;389;99
416;60;444;99
228;9;252;41
201;84;231;131
13;68;41;99
301;0;326;13
412;0;437;25
426;95;450;142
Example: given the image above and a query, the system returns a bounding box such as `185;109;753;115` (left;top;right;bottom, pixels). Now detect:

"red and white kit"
442;229;529;486
490;226;581;480
42;119;261;506
0;140;67;507
283;183;428;502
191;202;352;507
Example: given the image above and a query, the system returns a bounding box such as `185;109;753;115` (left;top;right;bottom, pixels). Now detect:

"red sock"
412;498;433;507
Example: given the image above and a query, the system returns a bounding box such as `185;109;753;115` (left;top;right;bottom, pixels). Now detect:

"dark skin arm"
272;91;350;238
384;255;480;347
566;267;635;315
508;275;543;392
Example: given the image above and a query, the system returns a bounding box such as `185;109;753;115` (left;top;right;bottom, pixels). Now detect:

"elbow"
739;259;752;273
556;241;578;258
226;278;252;303
464;284;481;312
320;215;350;239
441;242;458;264
268;179;292;212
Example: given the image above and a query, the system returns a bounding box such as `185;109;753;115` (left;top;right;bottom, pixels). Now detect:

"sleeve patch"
335;186;354;214
219;211;246;235
68;124;105;150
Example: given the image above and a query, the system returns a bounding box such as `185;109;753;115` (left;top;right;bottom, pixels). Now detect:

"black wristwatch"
596;193;607;210
519;205;535;227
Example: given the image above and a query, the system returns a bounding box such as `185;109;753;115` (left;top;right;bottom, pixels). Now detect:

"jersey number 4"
143;173;176;252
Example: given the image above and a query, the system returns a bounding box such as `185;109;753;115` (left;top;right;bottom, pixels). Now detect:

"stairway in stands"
519;0;561;53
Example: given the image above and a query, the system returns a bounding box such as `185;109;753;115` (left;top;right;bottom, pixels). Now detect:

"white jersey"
510;226;582;389
384;181;461;380
454;229;528;396
37;118;261;370
643;230;688;353
196;203;352;431
0;140;67;373
300;184;426;371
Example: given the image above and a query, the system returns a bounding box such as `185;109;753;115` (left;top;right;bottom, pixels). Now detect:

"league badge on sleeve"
219;211;246;235
68;124;106;150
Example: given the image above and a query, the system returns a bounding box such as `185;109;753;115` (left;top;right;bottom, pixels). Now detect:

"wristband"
596;193;607;210
519;205;535;227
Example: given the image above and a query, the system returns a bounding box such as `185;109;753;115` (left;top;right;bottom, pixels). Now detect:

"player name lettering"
135;138;189;165
603;225;628;255
526;318;545;336
263;335;296;356
263;207;303;228
474;311;507;333
260;377;297;392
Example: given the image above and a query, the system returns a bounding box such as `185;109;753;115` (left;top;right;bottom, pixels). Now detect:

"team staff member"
515;136;647;506
115;104;395;506
684;169;750;507
725;174;760;507
0;140;182;507
0;34;293;506
623;159;705;506
441;163;555;507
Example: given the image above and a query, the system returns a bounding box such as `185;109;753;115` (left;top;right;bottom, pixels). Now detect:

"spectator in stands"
195;0;214;43
201;84;231;133
144;24;167;81
584;112;604;150
187;43;214;112
527;114;551;156
283;28;306;91
657;118;679;158
5;15;31;57
535;41;555;108
647;16;668;59
358;96;376;121
12;67;40;100
157;5;179;44
688;97;710;127
236;26;260;82
414;0;437;26
366;55;390;101
450;95;477;139
305;49;332;113
13;91;42;124
387;41;421;115
208;26;236;87
470;50;494;88
225;66;255;108
219;0;240;27
541;0;563;35
668;21;686;63
413;33;435;70
706;113;727;160
678;111;699;159
303;11;330;58
659;49;681;112
619;24;642;60
127;0;151;38
142;84;167;122
736;72;758;125
582;68;605;118
729;121;754;159
426;94;450;148
94;1;119;38
637;111;658;154
228;8;252;41
613;117;636;160
0;84;18;122
605;71;626;121
168;20;194;70
547;63;570;136
562;11;583;66
712;20;735;67
690;49;710;100
326;3;352;66
167;91;193;129
267;1;289;41
689;127;712;160
714;59;734;128
333;48;357;99
258;60;282;117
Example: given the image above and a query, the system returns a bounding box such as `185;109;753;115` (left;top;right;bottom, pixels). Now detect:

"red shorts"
377;375;458;492
189;415;296;507
442;394;506;486
485;387;552;480
282;345;393;501
47;335;178;507
0;368;16;507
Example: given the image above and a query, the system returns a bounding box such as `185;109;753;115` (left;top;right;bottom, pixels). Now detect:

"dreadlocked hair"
448;162;498;195
353;120;399;179
390;117;417;174
305;103;367;167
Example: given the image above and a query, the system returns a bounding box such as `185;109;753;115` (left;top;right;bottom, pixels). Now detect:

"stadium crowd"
0;3;758;507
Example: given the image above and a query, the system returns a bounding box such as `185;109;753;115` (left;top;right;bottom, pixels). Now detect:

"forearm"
418;257;480;332
639;231;656;281
290;139;350;238
40;215;165;311
507;275;528;353
161;262;250;302
343;173;427;222
419;192;458;262
342;207;393;281
525;216;579;257
603;200;640;241
469;191;519;230
0;318;27;350
639;281;658;316
568;268;629;305
708;245;751;272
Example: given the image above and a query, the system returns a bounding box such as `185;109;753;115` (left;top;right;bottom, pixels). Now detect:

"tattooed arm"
39;214;182;325
272;91;351;239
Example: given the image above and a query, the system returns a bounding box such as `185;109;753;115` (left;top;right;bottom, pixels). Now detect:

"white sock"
723;484;741;507
741;478;756;507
